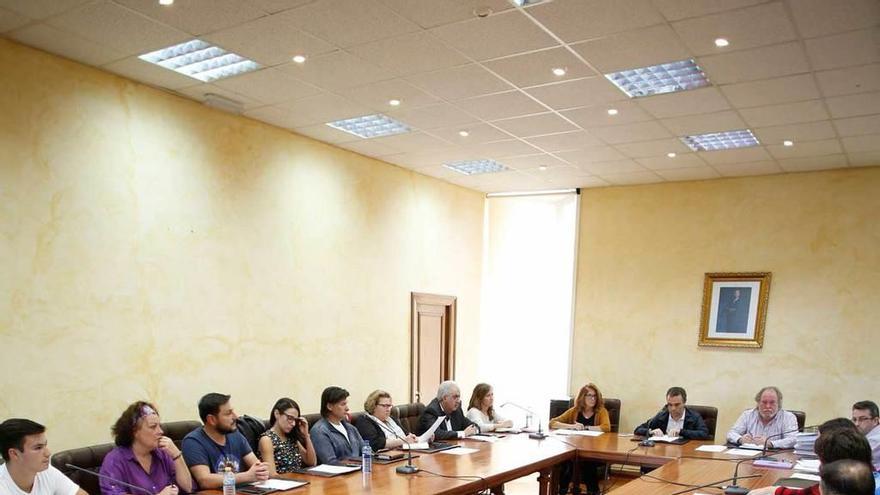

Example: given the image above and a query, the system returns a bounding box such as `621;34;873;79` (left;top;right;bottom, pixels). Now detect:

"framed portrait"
698;272;771;348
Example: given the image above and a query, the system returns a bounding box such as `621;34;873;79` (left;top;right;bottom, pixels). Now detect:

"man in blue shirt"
181;393;268;489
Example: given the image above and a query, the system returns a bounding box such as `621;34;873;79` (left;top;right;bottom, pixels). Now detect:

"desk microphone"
372;415;419;475
65;463;155;495
637;411;660;447
754;424;816;467
723;458;756;495
499;402;545;439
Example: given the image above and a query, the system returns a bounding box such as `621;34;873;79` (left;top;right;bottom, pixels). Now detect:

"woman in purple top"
99;401;193;495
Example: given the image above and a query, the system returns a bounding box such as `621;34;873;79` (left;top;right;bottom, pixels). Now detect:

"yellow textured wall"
0;39;484;451
572;167;880;436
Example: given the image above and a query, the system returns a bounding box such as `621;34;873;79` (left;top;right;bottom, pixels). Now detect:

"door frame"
410;292;457;403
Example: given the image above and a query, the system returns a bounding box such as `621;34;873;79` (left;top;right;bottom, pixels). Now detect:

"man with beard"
181;393;269;489
727;386;799;449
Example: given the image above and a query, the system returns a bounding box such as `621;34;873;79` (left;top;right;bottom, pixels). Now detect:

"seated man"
181;393;269;489
820;459;877;495
727;386;798;449
417;380;479;440
852;400;880;471
634;386;710;440
0;418;87;495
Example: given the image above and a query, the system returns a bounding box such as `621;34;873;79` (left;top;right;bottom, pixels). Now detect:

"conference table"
203;432;800;495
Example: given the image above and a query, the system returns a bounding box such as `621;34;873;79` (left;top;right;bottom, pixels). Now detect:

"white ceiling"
1;0;878;192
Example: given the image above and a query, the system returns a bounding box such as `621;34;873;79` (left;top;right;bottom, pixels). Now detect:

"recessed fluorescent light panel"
444;159;509;176
605;59;710;98
510;0;545;5
681;129;760;152
139;40;259;82
326;114;410;139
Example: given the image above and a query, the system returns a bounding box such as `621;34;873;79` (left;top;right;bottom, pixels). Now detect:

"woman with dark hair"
257;398;316;475
465;383;514;433
309;387;365;465
549;383;611;495
99;401;192;495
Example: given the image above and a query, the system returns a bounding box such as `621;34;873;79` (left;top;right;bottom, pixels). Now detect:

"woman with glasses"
355;390;419;451
257;398;317;475
550;383;610;495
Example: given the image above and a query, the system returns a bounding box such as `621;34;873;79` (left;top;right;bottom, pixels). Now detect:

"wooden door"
410;292;456;404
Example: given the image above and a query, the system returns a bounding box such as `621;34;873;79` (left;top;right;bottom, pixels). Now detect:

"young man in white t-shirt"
0;418;86;495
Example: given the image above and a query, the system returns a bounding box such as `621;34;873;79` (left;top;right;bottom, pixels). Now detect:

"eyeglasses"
853;416;875;423
377;403;393;409
585;394;597;398
283;413;299;422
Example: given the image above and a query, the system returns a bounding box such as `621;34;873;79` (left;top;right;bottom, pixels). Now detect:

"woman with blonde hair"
354;390;418;451
465;383;513;432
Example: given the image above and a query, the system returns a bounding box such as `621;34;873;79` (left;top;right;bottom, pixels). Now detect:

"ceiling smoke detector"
473;6;494;18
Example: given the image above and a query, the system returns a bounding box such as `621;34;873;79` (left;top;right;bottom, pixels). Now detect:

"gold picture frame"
698;272;771;348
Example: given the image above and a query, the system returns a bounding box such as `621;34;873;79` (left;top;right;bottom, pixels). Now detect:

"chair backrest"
392;402;426;434
304;412;322;430
548;398;621;433
161;420;202;447
687;405;718;440
236;415;269;454
549;399;573;421
789;410;806;432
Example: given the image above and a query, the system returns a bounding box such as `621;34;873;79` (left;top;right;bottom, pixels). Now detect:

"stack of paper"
794;459;821;474
795;432;818;458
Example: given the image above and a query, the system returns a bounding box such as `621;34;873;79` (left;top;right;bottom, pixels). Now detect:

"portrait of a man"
716;287;751;333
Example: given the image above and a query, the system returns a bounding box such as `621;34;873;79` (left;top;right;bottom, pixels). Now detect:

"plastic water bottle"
361;443;373;474
223;466;236;495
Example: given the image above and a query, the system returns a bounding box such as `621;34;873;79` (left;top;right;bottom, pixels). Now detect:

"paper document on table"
254;479;307;490
437;447;478;455
695;445;727;452
789;473;820;481
725;448;761;457
495;427;521;433
418;416;446;443
738;443;765;450
399;442;429;450
555;430;604;437
307;464;361;475
794;459;820;473
650;435;682;443
468;435;499;443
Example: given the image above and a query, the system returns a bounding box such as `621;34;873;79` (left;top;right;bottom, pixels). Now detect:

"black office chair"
688;405;718;440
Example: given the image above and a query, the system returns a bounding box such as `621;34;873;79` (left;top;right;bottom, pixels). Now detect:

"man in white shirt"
726;386;799;449
0;418;87;495
852;400;880;471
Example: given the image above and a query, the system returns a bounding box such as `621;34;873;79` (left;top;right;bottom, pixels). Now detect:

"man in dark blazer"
417;380;479;440
634;387;710;440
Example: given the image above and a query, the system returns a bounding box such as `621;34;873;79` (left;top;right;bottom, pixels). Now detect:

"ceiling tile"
833;115;880;137
524;131;604;152
652;0;767;22
291;123;361;144
575;176;611;188
589;121;673;144
7;22;126;66
455;91;547;121
102;55;199;90
243;105;302;130
848;152;880;167
284;0;420;48
766;138;842;159
671;2;797;56
379;0;514;29
637;87;731;118
47;1;190;56
411;164;461;180
525;77;626;111
114;0;266;36
660;110;747;136
789;0;880;39
561;101;654;128
370;131;452;153
388;103;478;130
277;51;391;92
615;138;691;159
349;31;468;76
174;83;263;110
713;160;782;177
430;9;558;61
490;113;577;138
555;146;628;165
338;78;441;111
739;100;829;127
385;148;476;167
405;63;513;101
698;146;772;165
461;139;541;158
276;92;373;127
752;121;837;144
0;6;29;32
842;134;880;153
825;92;880;118
500;153;569;171
484;47;595;88
697;42;810;85
720;74;821;108
778;154;848;172
212;68;321;105
338;139;401;157
805;28;880;71
429;123;512;144
201;11;336;66
655;166;721;181
636;152;707;170
571;24;690;74
250;0;316;14
528;0;665;43
575;159;646;175
599;170;664;185
815;64;880;97
0;0;92;20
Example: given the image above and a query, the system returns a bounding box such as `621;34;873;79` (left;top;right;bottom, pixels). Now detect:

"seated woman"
99;401;192;495
257;398;317;475
550;383;611;495
355;390;419;451
309;386;366;465
465;383;514;432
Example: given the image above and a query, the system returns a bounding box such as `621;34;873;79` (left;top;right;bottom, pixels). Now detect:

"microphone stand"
752;424;815;468
499;402;545;438
723;458;755;495
372;412;419;475
65;464;155;495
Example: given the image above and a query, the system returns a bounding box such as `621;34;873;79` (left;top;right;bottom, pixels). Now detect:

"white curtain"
478;192;579;430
